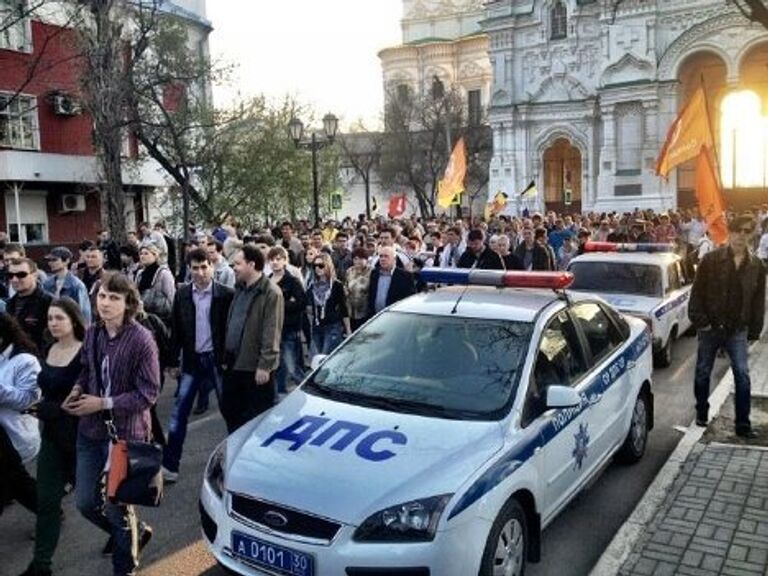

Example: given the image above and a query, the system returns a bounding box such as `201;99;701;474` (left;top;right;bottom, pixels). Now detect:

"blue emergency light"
419;268;574;290
584;241;675;253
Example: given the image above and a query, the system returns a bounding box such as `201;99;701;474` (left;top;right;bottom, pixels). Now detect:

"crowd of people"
1;205;767;576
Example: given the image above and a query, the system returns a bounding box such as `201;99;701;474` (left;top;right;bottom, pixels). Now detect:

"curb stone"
589;339;763;576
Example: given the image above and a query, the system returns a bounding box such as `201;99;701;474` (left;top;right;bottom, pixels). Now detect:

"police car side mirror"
546;386;581;409
310;355;328;371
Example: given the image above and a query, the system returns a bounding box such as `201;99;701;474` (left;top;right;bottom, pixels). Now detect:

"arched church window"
432;76;445;100
550;1;567;40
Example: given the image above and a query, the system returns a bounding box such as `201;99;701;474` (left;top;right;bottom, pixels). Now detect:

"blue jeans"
276;331;306;394
694;329;752;430
310;321;344;357
75;434;138;576
163;352;221;473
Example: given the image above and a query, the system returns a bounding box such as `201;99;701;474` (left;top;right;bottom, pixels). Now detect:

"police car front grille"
230;494;341;541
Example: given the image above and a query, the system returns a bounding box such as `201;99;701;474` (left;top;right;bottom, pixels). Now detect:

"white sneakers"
161;466;179;484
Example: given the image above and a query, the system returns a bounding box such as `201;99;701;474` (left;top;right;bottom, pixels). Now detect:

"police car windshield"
569;262;663;297
304;311;532;420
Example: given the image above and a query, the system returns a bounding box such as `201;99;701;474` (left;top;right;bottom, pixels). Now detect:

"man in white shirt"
206;239;236;288
438;226;466;268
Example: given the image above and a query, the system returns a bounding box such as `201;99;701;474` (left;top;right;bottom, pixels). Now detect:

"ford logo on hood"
263;510;289;528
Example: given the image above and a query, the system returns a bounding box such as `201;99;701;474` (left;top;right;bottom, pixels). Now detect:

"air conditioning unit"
53;94;81;116
59;194;86;213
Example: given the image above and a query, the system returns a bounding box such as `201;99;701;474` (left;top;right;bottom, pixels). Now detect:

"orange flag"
695;147;728;245
656;87;714;178
437;137;467;208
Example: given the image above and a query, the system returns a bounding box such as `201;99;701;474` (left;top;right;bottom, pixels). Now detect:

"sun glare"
720;89;768;188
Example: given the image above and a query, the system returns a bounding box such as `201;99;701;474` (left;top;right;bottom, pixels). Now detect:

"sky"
206;1;403;129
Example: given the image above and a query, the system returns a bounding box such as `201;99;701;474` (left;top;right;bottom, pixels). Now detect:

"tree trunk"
82;0;128;244
101;143;127;244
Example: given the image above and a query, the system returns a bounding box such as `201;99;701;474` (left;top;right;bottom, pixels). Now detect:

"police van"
567;242;693;367
200;269;654;576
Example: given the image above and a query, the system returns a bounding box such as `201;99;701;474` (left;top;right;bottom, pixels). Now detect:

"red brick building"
0;1;211;252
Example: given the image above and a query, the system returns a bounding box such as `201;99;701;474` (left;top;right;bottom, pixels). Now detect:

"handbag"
141;286;172;320
97;338;164;507
106;421;164;507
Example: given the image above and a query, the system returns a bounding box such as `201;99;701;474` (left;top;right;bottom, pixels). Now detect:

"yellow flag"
656;86;714;178
484;201;494;220
437;137;467;208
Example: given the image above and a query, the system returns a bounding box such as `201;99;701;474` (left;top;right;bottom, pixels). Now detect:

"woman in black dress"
20;297;85;576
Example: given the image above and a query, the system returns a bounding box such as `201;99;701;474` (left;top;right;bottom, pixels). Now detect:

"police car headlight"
205;441;226;499
353;494;452;542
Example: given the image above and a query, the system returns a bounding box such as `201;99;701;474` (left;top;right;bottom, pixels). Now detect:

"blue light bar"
419;268;479;285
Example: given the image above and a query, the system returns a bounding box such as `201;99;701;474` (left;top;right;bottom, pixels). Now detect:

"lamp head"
288;117;304;145
323;113;339;142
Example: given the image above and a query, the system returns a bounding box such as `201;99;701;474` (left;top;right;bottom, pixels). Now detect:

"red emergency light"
419;268;574;290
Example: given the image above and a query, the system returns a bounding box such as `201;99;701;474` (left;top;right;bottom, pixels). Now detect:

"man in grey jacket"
222;245;283;433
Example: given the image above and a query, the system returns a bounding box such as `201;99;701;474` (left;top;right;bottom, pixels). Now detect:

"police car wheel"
479;498;527;576
655;337;673;368
616;392;649;464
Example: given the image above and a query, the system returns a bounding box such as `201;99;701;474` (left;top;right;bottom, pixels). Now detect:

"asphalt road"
0;334;729;576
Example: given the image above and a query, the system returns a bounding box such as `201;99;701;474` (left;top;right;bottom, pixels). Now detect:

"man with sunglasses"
6;258;53;353
690;215;766;438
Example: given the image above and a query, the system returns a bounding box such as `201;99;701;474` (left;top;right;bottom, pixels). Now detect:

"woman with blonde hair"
306;252;350;356
136;244;175;324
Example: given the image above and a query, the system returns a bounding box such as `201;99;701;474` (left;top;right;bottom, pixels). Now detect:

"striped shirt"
77;321;160;441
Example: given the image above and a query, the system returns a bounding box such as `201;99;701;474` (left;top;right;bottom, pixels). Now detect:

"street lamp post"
289;113;339;226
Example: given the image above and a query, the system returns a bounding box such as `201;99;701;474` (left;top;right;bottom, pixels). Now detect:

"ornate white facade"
380;0;492;123
484;0;768;214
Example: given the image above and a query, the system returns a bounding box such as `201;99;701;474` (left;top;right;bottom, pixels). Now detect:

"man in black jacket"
458;229;504;270
514;227;553;271
268;246;306;395
689;215;766;438
6;258;52;353
162;248;234;482
368;246;415;317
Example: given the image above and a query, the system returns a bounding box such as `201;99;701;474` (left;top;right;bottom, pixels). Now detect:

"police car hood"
226;390;505;525
575;292;659;317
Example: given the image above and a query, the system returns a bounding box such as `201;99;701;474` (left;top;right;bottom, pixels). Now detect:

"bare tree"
124;8;231;232
378;83;490;218
77;0;133;243
75;0;226;241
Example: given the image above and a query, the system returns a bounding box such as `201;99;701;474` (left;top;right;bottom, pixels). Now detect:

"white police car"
200;269;654;576
567;242;693;367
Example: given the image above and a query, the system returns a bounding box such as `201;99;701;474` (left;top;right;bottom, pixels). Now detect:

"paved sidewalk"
615;339;768;576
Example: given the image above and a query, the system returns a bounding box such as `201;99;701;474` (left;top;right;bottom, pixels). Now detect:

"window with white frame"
550;1;567;40
0;93;38;149
4;190;48;244
0;0;31;52
616;102;644;174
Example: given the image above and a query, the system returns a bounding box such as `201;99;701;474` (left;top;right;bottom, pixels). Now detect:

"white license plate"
231;531;314;576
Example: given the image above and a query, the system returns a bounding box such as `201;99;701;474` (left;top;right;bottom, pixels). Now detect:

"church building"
483;1;768;214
